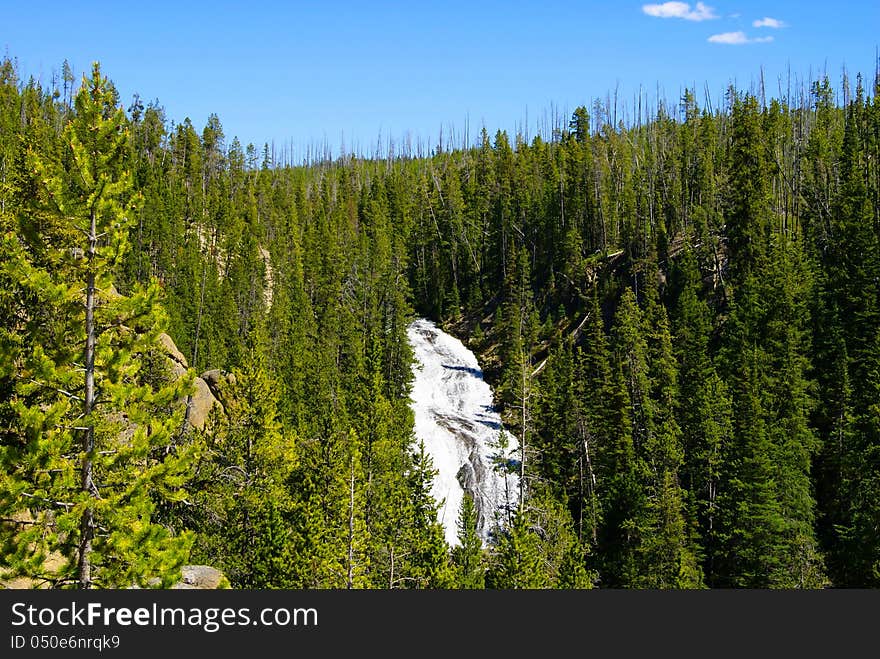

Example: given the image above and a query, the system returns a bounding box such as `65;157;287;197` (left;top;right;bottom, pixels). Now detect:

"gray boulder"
172;565;229;589
185;376;220;430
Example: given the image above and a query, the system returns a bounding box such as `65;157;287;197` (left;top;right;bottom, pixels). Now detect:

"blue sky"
2;1;877;157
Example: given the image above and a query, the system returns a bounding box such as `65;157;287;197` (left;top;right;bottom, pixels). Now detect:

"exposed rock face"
200;368;236;407
156;332;225;430
200;368;225;392
158;332;188;374
186;376;219;430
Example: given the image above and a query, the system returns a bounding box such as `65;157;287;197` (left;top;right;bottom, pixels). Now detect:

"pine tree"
714;344;787;587
486;490;591;589
724;93;771;290
396;442;455;588
485;513;547;589
0;64;196;588
670;248;731;581
816;92;880;585
716;261;826;587
714;90;826;588
637;285;702;588
498;246;538;510
191;327;298;588
596;288;650;587
452;493;485;588
574;290;614;549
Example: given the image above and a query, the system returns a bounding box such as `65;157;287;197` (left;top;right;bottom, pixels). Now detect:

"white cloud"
642;2;718;21
708;31;774;44
708;31;748;44
753;17;787;28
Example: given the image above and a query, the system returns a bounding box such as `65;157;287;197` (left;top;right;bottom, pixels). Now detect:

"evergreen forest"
2;57;880;589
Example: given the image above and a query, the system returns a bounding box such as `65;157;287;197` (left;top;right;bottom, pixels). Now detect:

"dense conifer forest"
2;56;879;588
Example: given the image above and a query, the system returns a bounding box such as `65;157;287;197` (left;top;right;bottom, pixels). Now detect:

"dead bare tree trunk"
580;422;599;545
519;347;529;514
346;455;356;589
388;545;394;589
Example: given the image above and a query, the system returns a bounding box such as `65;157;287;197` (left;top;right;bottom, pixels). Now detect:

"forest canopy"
1;57;879;588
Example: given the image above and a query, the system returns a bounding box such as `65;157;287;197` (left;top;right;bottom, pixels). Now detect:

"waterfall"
407;318;519;546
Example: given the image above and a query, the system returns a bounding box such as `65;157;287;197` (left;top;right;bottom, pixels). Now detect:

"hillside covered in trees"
2;57;879;588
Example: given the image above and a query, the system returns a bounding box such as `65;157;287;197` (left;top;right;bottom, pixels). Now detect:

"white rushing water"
407;318;519;546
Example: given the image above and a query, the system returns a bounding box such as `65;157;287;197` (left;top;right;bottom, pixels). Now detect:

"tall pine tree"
0;64;196;589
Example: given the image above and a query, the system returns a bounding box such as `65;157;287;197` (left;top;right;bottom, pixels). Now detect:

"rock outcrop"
156;332;229;430
185;376;219;430
200;368;236;407
172;565;229;589
158;332;188;376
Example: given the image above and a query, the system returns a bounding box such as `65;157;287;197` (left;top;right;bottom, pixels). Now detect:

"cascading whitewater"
407;319;519;546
